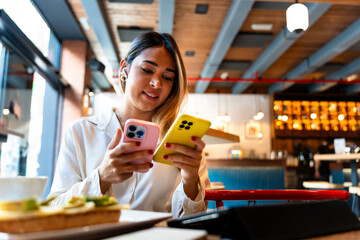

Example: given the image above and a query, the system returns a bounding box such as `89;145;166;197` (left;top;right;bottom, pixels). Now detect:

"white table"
314;153;360;217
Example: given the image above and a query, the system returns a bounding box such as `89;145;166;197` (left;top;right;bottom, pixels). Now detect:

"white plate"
0;210;172;240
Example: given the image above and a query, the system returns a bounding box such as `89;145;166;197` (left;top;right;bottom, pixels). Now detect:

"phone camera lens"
179;124;185;128
182;120;187;124
185;126;190;130
137;130;144;137
127;132;135;138
188;122;193;126
129;125;137;131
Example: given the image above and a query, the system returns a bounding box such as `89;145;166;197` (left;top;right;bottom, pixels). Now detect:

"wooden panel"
104;0;158;60
205;86;232;93
224;47;263;61
240;8;286;35
243;82;273;94
204;128;240;144
187;80;196;93
331;51;360;63
303;72;328;80
172;0;232;78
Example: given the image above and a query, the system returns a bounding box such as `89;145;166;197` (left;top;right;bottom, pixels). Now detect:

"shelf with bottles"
273;99;360;137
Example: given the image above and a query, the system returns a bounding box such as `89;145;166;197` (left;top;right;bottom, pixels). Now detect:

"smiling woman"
49;32;211;218
118;32;188;139
119;46;175;123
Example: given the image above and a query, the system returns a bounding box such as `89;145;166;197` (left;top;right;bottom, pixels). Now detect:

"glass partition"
0;43;46;176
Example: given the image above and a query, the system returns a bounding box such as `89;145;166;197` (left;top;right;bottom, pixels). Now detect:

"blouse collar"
86;107;122;138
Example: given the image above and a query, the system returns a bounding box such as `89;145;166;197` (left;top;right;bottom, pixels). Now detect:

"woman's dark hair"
120;32;188;138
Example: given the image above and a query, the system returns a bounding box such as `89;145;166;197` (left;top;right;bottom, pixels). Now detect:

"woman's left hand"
164;136;205;199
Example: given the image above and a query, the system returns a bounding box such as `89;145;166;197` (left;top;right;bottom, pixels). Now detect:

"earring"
120;73;127;82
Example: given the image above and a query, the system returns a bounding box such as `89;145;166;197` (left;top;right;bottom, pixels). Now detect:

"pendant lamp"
286;0;309;33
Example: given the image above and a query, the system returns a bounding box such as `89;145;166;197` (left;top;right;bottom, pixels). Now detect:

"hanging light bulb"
253;94;264;121
253;111;264;121
286;0;309;33
257;111;264;120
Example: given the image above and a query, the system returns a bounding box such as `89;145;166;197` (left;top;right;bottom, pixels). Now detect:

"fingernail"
165;143;171;148
148;150;154;154
164;155;168;160
136;142;141;146
149;163;153;168
191;136;197;141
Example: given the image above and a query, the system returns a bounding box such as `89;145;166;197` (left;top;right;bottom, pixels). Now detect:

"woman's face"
123;46;176;114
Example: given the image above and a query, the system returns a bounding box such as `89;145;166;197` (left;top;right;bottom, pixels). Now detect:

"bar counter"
207;158;286;167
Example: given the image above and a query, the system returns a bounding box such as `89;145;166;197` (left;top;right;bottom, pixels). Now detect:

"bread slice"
0;203;124;234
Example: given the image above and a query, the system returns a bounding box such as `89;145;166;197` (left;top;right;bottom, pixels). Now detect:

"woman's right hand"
98;129;153;194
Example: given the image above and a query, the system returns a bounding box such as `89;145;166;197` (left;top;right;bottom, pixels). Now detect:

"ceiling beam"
158;0;175;34
194;0;254;93
269;17;360;93
31;0;86;41
232;3;331;94
309;57;360;92
81;0;120;69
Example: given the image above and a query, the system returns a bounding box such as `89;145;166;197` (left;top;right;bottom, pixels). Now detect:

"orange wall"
60;40;90;141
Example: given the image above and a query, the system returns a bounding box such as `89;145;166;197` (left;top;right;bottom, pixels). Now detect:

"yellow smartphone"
153;114;211;165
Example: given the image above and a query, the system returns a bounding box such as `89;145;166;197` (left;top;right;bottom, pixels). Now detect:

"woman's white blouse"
49;108;211;218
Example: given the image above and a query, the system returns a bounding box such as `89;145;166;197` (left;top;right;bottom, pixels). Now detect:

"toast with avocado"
0;195;128;234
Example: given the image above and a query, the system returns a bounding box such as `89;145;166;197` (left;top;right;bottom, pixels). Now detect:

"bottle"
308;152;314;168
298;151;306;167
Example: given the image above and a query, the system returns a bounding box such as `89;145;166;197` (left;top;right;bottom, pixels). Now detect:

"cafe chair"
348;186;360;216
205;189;350;209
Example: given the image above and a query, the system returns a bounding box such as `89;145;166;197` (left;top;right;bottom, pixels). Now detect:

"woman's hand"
163;136;205;200
98;129;153;194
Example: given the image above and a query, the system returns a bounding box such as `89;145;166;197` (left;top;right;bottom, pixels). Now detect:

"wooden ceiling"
66;0;360;95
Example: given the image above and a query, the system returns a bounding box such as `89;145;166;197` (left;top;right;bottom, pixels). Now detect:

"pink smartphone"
121;119;160;172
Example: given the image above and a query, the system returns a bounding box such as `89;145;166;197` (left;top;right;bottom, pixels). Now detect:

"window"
0;9;66;184
0;0;50;55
